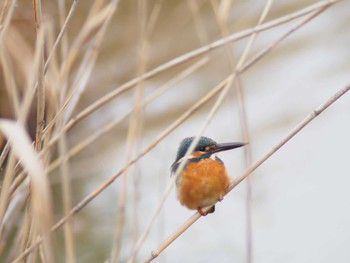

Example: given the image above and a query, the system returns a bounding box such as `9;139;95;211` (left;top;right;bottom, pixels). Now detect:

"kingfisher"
171;136;247;216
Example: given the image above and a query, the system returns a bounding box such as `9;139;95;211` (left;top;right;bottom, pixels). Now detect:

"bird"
171;136;247;216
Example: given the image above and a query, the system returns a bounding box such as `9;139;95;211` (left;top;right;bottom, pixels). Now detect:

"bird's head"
171;136;247;174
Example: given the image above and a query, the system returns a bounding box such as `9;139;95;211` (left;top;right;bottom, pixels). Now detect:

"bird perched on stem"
171;136;247;216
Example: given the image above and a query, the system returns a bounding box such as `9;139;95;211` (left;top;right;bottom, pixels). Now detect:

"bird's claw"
197;207;208;216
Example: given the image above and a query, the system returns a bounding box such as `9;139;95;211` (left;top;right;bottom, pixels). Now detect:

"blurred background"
0;0;349;262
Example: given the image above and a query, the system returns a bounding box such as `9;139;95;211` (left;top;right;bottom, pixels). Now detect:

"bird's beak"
210;142;248;154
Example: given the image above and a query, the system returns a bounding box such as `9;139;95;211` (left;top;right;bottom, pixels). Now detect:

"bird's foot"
197;207;208;216
197;205;215;216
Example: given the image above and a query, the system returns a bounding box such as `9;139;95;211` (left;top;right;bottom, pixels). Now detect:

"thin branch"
0;48;20;116
234;1;275;262
0;0;16;45
187;0;209;44
58;133;75;263
0;153;16;238
34;0;45;152
127;176;176;263
44;0;79;73
0;0;17;169
111;0;146;260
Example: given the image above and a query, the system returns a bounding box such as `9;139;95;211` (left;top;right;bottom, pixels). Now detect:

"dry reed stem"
210;1;273;260
44;0;78;74
34;1;46;152
0;143;10;172
0;0;16;44
0;0;11;25
57;3;119;262
26;1;54;258
144;82;350;262
16;209;31;259
0;48;19;116
126;1;209;258
132;0;155;247
133;0;147;248
0;0;17;169
58;134;76;263
57;0;69;67
187;0;209;44
209;0;255;259
112;2;155;260
2;189;27;259
43;0;337;154
111;165;129;263
0;120;55;263
235;76;253;260
8;168;27;197
0;41;20;172
0;152;16;239
146;0;164;37
127;176;176;263
233;1;274;262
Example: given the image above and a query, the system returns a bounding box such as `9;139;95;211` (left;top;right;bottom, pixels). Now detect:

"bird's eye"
198;146;206;152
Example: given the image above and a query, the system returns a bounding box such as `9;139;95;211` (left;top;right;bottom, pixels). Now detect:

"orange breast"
176;158;230;210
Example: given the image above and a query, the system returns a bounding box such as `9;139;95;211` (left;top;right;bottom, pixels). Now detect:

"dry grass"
0;0;348;262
